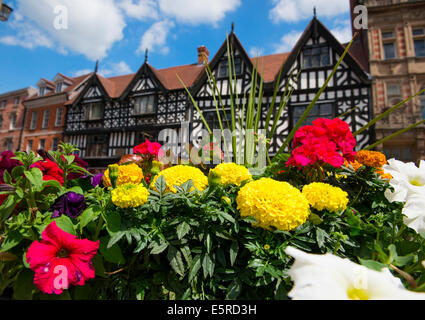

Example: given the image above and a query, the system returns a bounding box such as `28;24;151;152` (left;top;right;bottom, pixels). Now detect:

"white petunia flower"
383;159;425;203
285;246;425;300
402;195;425;235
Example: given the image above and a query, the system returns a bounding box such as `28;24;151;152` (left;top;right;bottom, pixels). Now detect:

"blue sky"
0;0;352;93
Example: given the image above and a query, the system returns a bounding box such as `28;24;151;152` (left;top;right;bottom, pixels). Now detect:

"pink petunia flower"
26;221;99;295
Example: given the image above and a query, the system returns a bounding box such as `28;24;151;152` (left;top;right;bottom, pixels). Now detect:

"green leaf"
316;228;326;248
0;193;18;224
205;233;212;254
189;254;201;282
24;168;43;191
79;206;100;232
177;221;190;240
274;279;288;300
63;155;75;165
219;211;235;223
358;258;387;271
107;231;125;248
11;166;25;180
216;248;226;267
104;210;121;234
168;246;186;277
202;253;215;278
99;237;126;265
150;240;168;255
13;269;35;300
225;279;242;300
55;215;76;236
92;254;107;278
155;175;166;195
68;186;84;195
0;229;23;252
3;170;12;184
229;241;239;266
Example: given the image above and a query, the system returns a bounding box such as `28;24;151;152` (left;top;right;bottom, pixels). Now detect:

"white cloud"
138;20;174;55
249;47;265;57
330;21;353;44
118;0;159;20
3;0;126;61
72;69;93;77
274;31;303;53
99;61;133;77
270;0;349;23
158;0;241;25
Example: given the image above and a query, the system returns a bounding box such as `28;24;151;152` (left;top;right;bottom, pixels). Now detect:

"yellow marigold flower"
210;163;252;186
103;163;144;188
150;165;208;193
302;182;349;213
356;150;387;168
111;183;150;208
236;178;310;231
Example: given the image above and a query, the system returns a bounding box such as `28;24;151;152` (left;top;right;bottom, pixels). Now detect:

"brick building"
352;0;425;162
22;73;91;153
0;87;36;152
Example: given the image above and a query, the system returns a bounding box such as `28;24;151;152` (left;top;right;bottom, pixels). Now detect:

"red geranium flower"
133;139;163;160
26;221;99;295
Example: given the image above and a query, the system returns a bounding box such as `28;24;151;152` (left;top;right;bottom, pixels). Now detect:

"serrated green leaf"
168;246;186;277
316;228;326;248
155;175;166;195
55;215;76;236
189;254;201;282
150;241;168;255
0;229;23;252
202;253;214;278
225;279;242;300
177;221;190;240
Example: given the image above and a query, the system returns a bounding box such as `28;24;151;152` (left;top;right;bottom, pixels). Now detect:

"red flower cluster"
133;139;163;160
30;159;64;186
26;221;99;295
287;118;357;169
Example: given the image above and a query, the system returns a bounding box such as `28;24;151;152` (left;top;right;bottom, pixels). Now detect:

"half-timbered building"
64;16;372;168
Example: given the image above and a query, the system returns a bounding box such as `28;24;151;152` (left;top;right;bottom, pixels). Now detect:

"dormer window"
218;57;242;78
302;45;330;68
134;95;155;115
56;82;63;93
39;87;46;97
85;102;103;121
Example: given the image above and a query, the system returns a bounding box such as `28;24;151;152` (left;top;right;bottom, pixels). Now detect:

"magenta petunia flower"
26;221;99;295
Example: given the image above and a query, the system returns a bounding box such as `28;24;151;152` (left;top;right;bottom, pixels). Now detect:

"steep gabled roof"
251;53;290;83
152;63;205;91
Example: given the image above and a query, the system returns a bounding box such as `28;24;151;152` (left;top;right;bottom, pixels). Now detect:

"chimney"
197;45;210;64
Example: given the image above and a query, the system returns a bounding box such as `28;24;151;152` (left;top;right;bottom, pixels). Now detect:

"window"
39;87;46;97
42;110;50;129
302;45;330;68
30;111;38;130
14;97;20;105
218;57;242;78
292;103;334;127
413;28;425;57
55;107;63;126
386;84;401;105
204;110;232;130
382;30;396;59
1;100;6;108
27;140;33;153
55;82;63;93
52;138;59;151
86;135;108;157
5;139;13;151
85;102;103;120
9;113;17;130
383;43;396;59
134;96;155;115
39;139;46;150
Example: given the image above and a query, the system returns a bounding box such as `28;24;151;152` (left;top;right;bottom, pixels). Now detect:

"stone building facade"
360;0;425;162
